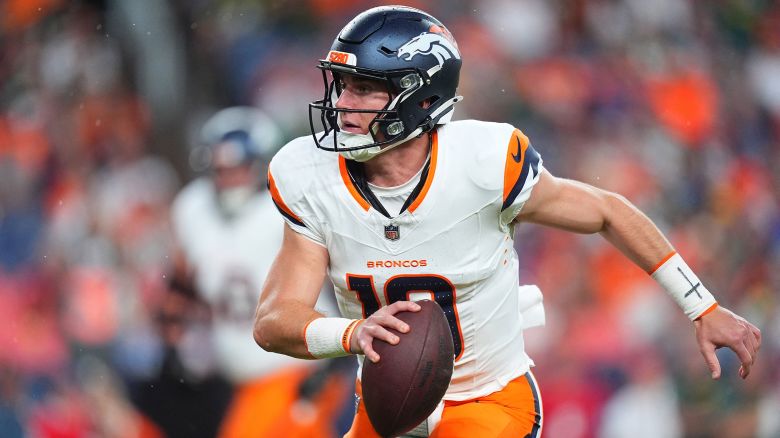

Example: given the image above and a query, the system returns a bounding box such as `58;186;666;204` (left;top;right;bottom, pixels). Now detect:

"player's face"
335;75;391;135
212;141;258;191
214;164;256;191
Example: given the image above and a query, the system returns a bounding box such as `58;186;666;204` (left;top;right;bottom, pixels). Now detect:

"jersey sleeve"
266;148;327;246
498;128;543;226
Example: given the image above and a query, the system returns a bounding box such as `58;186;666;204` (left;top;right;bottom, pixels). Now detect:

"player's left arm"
516;168;761;379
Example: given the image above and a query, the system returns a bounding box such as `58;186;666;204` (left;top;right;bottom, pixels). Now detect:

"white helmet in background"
193;106;282;218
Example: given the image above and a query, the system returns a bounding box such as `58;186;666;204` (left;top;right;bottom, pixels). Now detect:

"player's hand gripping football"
350;301;421;363
694;305;761;379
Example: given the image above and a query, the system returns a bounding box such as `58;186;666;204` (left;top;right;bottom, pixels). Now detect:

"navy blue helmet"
309;6;463;153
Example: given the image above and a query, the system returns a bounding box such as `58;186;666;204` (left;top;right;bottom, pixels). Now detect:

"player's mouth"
340;120;366;134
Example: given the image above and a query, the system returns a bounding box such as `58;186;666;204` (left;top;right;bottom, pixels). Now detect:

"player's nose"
335;87;358;110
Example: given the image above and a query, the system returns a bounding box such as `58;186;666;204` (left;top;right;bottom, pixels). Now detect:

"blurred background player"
158;106;354;437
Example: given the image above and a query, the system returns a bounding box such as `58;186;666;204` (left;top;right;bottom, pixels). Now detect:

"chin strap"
434;95;463;124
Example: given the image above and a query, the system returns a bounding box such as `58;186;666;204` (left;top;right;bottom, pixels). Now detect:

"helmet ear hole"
419;96;440;109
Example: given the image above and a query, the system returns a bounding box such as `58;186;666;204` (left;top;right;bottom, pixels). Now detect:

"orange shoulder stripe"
267;170;305;226
338;157;371;211
503;128;530;203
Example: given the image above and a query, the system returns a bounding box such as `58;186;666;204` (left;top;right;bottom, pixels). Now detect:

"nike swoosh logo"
511;136;522;163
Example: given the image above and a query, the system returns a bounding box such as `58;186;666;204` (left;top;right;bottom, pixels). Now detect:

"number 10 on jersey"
346;273;464;359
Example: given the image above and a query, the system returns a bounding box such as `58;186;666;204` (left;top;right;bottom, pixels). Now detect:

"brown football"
361;300;455;438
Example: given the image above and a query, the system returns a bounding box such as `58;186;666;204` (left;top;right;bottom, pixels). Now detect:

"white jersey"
171;178;309;383
268;120;543;401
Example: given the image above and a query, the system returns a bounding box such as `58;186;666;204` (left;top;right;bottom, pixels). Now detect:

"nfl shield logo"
384;224;400;241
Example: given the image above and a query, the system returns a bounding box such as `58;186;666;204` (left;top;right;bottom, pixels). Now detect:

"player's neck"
363;133;431;187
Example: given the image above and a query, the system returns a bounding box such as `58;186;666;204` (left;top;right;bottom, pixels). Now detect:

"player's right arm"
253;224;420;361
253;224;331;359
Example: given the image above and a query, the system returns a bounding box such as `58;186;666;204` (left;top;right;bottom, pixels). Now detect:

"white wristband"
303;317;361;358
650;252;718;320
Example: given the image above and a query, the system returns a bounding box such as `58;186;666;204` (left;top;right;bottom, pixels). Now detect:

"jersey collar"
338;130;439;217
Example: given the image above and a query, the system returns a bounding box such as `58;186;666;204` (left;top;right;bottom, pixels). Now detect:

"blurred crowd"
0;0;778;437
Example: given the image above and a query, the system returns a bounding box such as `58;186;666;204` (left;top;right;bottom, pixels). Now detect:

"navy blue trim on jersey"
525;372;542;438
344;159;392;218
501;144;541;211
273;201;307;227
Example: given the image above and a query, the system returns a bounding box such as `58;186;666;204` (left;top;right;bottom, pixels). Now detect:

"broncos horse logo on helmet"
397;33;460;68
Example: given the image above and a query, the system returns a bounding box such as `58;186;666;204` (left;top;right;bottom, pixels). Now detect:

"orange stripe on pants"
344;372;542;438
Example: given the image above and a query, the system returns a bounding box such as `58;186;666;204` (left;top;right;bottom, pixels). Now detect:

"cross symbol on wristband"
678;267;702;299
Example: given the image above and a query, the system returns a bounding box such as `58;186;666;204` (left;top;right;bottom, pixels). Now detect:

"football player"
253;6;761;438
170;107;350;437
